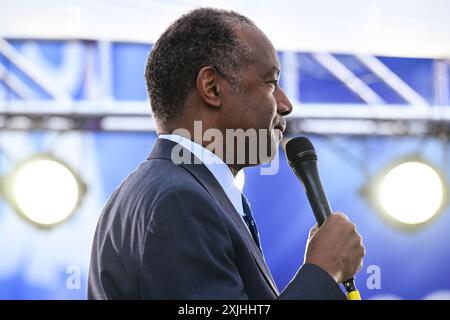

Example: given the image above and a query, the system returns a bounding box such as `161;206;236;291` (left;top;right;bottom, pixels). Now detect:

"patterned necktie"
241;194;261;251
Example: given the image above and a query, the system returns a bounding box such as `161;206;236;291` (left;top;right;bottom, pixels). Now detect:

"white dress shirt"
158;134;245;217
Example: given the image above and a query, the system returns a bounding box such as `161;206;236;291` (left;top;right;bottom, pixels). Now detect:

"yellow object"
347;290;362;300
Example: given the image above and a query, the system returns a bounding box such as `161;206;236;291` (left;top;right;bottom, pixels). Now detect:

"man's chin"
257;131;281;164
272;128;284;144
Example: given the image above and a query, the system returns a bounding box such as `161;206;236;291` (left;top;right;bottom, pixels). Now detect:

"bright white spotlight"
377;161;445;225
9;156;83;227
234;170;245;192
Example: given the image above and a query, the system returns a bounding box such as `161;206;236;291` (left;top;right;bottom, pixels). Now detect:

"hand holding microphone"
285;137;365;300
304;213;365;284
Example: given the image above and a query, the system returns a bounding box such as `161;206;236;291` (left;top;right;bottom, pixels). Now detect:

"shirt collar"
158;134;245;216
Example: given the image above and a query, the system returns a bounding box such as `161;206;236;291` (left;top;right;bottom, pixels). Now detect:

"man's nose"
276;87;293;116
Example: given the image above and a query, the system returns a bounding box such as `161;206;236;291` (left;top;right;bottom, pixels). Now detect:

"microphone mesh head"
285;137;316;162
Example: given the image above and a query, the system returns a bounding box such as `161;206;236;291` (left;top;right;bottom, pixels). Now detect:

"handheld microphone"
285;136;361;300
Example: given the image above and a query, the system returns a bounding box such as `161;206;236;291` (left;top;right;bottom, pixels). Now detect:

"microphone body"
285;137;361;300
289;158;332;226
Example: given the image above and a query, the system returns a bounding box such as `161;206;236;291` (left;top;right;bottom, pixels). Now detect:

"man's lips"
273;117;286;133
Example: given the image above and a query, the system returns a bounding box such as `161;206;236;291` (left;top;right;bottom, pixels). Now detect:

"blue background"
0;41;449;299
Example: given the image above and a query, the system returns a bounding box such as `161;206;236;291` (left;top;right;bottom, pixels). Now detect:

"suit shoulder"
133;158;207;195
111;159;210;214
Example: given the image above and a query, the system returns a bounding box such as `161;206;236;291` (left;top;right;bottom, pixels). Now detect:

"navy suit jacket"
88;138;346;299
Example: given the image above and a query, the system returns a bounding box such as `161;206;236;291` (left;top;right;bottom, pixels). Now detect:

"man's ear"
196;66;222;108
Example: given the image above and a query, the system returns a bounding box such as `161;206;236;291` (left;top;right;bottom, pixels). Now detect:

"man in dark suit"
88;8;365;299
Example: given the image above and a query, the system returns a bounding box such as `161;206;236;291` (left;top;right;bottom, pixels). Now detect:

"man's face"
220;26;293;165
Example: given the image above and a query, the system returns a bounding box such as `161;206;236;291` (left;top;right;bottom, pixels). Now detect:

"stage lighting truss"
1;154;86;228
362;156;448;230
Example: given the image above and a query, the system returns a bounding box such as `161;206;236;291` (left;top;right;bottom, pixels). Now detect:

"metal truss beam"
312;53;385;105
0;38;71;100
356;55;430;109
1;101;449;136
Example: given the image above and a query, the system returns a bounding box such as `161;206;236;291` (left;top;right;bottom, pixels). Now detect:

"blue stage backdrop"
0;40;449;299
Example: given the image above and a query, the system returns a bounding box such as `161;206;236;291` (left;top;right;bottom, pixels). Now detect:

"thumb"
308;223;319;240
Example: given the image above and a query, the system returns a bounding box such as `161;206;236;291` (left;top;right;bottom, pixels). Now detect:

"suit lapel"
148;138;280;296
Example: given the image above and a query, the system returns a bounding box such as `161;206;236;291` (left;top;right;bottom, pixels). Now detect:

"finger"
334;211;348;220
358;259;364;273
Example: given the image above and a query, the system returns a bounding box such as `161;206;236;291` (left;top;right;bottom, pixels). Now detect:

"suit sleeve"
139;187;249;299
279;263;346;300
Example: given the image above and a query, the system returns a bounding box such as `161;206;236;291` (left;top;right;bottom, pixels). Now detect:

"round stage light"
376;160;445;225
234;170;245;192
6;155;84;227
